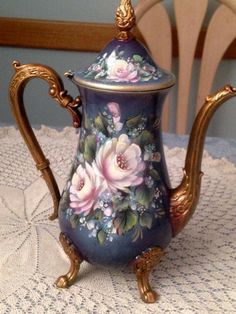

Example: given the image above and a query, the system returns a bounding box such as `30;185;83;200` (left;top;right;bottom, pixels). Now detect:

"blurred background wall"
0;0;235;138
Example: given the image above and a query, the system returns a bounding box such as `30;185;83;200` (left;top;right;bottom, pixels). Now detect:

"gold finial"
115;0;136;40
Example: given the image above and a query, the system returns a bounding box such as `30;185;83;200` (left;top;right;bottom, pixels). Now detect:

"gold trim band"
71;75;176;93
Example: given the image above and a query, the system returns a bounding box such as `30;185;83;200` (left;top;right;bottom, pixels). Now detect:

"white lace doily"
0;127;235;314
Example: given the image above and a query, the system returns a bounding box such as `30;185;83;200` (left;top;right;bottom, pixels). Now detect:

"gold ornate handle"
9;61;81;220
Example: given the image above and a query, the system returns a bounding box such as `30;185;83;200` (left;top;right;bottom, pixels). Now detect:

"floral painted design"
93;134;145;193
62;102;166;245
84;46;163;83
70;163;103;215
107;102;123;131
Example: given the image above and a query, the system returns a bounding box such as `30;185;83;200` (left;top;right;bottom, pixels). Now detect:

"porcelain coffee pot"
9;0;236;304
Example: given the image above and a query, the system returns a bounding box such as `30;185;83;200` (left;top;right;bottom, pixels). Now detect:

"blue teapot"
9;0;236;303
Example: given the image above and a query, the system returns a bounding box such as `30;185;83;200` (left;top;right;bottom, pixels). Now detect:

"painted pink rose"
107;102;123;131
107;59;139;83
93;134;145;192
91;64;102;72
70;162;102;215
107;102;120;120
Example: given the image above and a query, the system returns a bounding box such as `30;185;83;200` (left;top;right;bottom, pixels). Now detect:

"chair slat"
136;2;172;131
220;0;236;14
196;4;236;112
174;0;208;134
135;0;163;22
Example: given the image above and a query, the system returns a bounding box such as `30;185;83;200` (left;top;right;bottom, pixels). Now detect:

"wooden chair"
0;1;235;135
135;0;236;134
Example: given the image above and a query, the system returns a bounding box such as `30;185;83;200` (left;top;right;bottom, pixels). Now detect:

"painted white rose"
93;134;145;192
106;52;139;83
70;162;102;215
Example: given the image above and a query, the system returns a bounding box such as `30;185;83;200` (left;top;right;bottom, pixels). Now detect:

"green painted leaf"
113;210;138;235
113;198;130;212
140;130;154;147
97;229;107;245
94;209;103;221
142;71;152;77
84;134;97;163
140;212;153;229
132;227;143;242
84;112;91;129
135;130;154;148
149;168;160;180
141;75;152;82
100;60;106;69
132;54;143;62
84;71;96;78
125;211;138;232
136;185;155;208
94;114;109;136
70;214;80;229
78;138;84;152
113;217;123;235
126;114;142;128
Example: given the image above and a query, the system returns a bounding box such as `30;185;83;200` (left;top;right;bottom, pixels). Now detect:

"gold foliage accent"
116;0;136;40
133;247;164;303
170;170;203;237
206;85;236;102
55;233;83;288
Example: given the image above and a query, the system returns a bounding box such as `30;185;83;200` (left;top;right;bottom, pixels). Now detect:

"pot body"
58;86;172;266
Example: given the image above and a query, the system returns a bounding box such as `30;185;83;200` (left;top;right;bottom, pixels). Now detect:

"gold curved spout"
170;85;236;237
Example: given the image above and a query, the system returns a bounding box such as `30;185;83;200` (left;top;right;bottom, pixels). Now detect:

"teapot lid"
69;0;175;93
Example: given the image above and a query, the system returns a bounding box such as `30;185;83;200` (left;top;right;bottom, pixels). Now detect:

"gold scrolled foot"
55;233;83;288
133;247;164;303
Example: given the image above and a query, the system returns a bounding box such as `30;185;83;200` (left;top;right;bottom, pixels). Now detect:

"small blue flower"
109;236;114;242
66;208;73;219
91;229;97;237
77;154;84;163
94;216;113;234
154;188;161;199
130;199;137;211
87;219;97;230
100;191;113;204
144;144;156;153
145;176;154;188
97;132;107;144
79;217;86;224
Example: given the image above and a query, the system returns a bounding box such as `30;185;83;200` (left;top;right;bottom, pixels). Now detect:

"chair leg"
133;247;164;303
55;233;83;288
